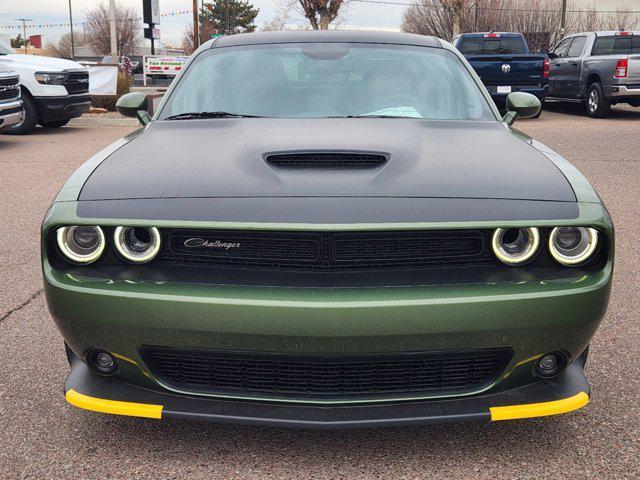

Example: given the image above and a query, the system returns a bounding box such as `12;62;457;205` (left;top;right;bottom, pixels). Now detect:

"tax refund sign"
143;56;189;85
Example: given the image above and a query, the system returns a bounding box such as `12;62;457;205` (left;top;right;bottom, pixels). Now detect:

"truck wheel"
3;92;38;135
586;83;611;118
40;120;70;128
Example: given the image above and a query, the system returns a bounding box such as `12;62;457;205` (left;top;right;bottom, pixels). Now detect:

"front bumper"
65;354;590;428
34;94;90;122
0;100;23;130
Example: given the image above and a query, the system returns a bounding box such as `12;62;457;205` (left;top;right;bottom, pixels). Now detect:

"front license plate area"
497;86;512;94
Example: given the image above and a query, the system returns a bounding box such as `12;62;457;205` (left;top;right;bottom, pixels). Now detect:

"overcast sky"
0;0;406;47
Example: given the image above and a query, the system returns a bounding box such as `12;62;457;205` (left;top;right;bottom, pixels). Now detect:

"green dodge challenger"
42;31;613;427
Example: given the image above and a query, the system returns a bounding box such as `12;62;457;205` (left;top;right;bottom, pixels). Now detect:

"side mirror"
502;92;541;126
116;92;151;126
547;51;557;59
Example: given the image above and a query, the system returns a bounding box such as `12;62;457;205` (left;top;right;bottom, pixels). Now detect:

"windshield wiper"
327;114;416;119
165;111;264;120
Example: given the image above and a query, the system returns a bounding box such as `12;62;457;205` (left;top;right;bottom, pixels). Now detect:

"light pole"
15;18;33;53
224;0;230;35
109;0;118;63
193;0;199;48
560;0;567;36
68;0;75;59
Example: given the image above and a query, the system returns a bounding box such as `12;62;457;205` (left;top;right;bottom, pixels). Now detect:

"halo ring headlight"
549;227;599;266
491;227;540;266
56;226;105;264
114;226;161;264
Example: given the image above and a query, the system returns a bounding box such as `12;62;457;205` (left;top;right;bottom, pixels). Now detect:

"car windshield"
459;37;526;55
159;43;493;120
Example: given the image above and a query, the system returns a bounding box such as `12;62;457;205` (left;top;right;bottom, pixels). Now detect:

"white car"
0;42;90;134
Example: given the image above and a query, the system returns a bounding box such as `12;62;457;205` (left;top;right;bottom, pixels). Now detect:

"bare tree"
402;0;640;52
48;32;86;59
261;15;289;31
84;2;140;57
280;0;349;30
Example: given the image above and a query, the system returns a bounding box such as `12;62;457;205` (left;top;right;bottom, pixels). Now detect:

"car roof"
209;30;442;49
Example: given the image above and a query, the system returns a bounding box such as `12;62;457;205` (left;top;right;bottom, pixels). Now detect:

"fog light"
534;352;567;378
87;349;118;376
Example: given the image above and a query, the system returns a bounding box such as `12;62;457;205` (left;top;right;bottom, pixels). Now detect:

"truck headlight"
549;227;599;266
114;226;161;264
35;72;66;85
491;227;540;266
56;226;105;264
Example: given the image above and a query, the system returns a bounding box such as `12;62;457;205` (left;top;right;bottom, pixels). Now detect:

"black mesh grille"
0;75;20;101
265;152;388;169
63;71;89;94
140;347;512;400
159;229;493;271
0;76;19;87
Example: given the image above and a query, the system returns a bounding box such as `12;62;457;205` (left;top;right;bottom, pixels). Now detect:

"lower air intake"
140;347;512;401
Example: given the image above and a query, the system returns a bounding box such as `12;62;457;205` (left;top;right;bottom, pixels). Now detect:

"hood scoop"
264;151;388;169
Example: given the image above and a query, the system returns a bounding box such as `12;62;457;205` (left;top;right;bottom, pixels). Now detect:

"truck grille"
140;347;512;401
0;75;20;101
159;229;493;271
63;70;89;94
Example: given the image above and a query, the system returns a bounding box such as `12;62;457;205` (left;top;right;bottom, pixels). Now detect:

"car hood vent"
265;151;388;169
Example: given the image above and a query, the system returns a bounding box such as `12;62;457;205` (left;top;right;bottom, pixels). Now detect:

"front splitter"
64;360;590;429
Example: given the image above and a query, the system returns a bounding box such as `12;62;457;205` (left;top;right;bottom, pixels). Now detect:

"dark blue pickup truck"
453;32;549;113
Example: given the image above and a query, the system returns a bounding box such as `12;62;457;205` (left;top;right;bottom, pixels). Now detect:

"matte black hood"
79;119;576;202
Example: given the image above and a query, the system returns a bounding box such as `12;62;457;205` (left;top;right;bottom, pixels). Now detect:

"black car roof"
211;30;442;48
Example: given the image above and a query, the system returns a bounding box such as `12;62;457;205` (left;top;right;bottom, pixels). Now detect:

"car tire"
586;83;611;118
40;119;70;128
3;91;38;135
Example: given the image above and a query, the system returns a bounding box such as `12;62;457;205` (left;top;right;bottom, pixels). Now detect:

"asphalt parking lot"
0;105;638;479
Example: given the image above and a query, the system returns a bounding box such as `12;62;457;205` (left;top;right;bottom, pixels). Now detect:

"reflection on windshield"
161;43;493;121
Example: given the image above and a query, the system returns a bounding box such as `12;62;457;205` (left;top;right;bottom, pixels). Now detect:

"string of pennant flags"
0;9;193;30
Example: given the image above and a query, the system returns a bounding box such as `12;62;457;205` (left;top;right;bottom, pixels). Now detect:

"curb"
69;117;139;127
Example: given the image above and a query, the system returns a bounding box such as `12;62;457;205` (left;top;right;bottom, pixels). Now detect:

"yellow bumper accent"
65;389;163;419
490;391;589;421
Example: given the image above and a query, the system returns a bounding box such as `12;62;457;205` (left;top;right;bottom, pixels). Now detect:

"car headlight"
35;72;66;85
548;227;599;266
491;227;540;266
56;226;105;264
114;226;161;264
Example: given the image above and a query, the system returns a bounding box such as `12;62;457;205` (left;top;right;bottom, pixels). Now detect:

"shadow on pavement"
543;101;640;120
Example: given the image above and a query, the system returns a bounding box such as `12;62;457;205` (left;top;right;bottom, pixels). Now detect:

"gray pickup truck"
547;31;640;117
0;68;22;132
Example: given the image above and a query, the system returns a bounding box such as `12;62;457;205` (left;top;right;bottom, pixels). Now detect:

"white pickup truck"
0;42;90;134
0;66;22;132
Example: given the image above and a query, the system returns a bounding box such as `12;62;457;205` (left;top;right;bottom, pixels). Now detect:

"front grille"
63;70;89;94
0;76;20;101
140;347;512;401
265;152;388;169
160;229;493;271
